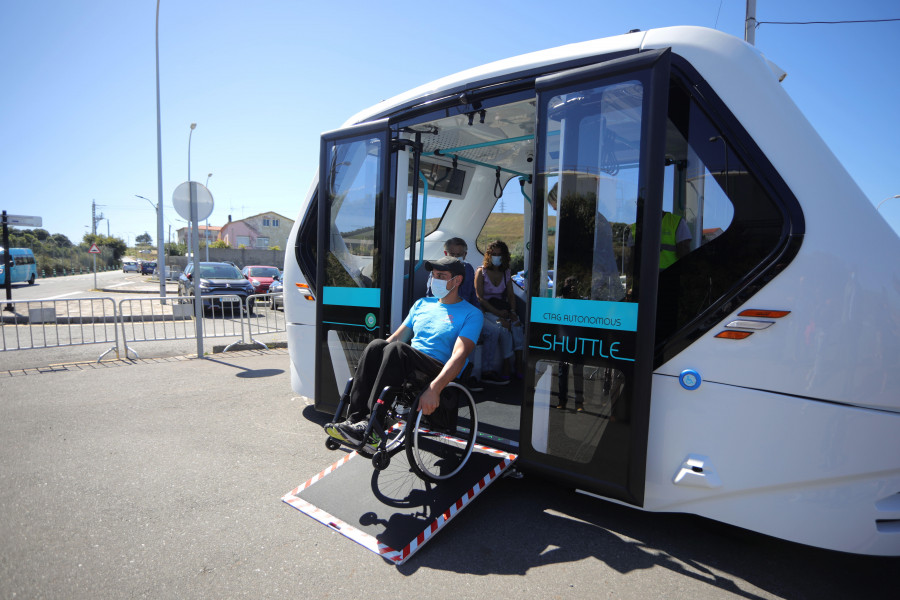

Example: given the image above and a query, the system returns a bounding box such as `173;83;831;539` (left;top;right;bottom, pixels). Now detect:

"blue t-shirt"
402;297;483;364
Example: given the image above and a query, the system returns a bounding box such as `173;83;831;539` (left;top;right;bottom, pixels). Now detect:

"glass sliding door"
315;120;393;414
522;50;671;505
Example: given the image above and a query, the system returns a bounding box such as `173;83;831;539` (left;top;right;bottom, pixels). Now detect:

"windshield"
199;265;242;279
248;267;279;277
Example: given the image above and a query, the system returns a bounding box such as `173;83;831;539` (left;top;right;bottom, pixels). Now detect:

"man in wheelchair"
325;256;484;449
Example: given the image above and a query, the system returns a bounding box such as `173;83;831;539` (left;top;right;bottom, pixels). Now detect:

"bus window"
476;176;530;280
652;76;785;360
540;81;641;304
324;137;382;289
403;188;450;249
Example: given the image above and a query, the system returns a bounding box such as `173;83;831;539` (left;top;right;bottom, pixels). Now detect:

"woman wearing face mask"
474;240;524;384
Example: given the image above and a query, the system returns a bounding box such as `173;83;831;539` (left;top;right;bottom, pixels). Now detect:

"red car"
241;265;281;294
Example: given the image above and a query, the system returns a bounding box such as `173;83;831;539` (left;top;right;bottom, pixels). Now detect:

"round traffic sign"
172;181;214;221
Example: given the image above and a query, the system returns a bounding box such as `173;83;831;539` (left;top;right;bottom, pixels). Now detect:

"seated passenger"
325;256;483;446
475;240;524;385
426;237;479;306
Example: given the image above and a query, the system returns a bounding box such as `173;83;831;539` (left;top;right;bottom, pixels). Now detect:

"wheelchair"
324;374;479;483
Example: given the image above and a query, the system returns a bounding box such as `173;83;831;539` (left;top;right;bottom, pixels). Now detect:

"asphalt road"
1;349;896;599
3;269;170;302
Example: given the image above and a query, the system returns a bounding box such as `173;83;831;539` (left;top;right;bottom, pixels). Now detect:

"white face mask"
490;256;502;267
431;277;455;299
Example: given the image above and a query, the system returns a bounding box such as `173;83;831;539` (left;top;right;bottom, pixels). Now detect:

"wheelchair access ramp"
282;444;517;565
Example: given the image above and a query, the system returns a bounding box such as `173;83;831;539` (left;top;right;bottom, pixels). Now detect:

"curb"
98;287;179;295
212;341;287;353
1;314;191;324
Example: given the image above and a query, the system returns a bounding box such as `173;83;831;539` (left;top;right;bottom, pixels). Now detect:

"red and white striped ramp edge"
282;443;518;565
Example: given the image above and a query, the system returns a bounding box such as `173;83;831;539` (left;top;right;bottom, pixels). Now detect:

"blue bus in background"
0;248;38;285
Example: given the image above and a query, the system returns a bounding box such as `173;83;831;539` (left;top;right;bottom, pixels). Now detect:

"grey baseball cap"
424;255;465;280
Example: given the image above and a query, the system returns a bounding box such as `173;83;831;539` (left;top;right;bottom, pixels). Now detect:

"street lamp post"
876;194;900;211
204;172;212;261
188;123;196;181
154;0;166;303
187;123;204;357
136;194;166;297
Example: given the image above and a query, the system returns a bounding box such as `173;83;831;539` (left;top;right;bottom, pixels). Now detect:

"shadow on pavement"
396;474;898;598
203;356;284;378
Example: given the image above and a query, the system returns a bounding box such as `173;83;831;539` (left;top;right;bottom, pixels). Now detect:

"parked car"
241;265;281;294
166;265;182;281
140;261;157;275
268;278;284;310
178;262;255;315
123;261;139;273
154;265;182;281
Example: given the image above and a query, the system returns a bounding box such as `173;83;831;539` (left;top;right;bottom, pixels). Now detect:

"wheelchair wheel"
325;437;341;451
405;382;478;482
372;451;390;471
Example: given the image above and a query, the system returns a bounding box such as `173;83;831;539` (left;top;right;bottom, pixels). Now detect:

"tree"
165;242;186;256
135;232;153;245
50;233;73;248
209;239;230;249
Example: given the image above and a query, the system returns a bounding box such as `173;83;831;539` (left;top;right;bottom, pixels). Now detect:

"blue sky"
1;0;898;246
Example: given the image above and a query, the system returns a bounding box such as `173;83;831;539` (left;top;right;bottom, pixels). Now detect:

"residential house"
219;212;294;249
175;224;221;247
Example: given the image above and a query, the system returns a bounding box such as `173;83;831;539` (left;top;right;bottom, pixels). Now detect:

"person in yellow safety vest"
629;211;691;271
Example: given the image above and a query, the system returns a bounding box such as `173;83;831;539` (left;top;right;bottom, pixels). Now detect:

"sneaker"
326;420;367;445
324;419;350;440
465;376;484;392
358;430;382;455
482;372;510;386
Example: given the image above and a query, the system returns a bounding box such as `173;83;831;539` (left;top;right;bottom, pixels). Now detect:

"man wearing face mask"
325;256;484;448
426;237;478;306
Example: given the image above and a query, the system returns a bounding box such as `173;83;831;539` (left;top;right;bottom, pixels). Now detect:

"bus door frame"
314;119;395;414
521;48;671;506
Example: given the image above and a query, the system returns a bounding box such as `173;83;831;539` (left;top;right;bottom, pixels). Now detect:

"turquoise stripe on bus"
322;286;381;308
530;296;638;332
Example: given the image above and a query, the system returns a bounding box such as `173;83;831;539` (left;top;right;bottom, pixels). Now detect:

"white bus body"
283;27;900;556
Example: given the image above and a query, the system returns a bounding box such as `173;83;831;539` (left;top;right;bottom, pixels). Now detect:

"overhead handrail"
423;134;534;157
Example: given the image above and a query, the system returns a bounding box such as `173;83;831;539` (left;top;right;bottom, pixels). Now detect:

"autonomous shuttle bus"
284;27;900;556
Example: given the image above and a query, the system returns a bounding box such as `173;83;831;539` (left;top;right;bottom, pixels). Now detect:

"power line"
758;18;900;27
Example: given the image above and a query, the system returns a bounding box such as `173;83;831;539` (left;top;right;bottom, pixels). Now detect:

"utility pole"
745;0;757;45
91;200;105;237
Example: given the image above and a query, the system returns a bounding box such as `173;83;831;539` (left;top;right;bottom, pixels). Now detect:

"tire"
325;437;341;451
372;451;390;471
405;382;478;482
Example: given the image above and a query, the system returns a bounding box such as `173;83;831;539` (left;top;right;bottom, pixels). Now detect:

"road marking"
106;282;134;288
43;291;84;299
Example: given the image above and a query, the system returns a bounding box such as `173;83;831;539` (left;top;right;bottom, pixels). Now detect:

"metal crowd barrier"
118;295;247;359
0;297;119;360
1;294;286;363
245;292;285;347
